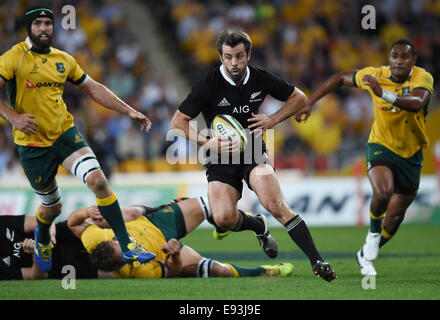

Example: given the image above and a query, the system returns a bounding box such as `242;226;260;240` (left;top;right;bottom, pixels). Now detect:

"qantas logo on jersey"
26;80;36;88
25;80;64;89
375;102;400;113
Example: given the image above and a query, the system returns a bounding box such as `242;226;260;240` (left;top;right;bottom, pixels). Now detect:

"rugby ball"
211;114;248;152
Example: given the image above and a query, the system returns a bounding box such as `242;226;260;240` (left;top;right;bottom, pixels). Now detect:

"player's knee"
39;201;63;219
86;172;110;194
213;212;237;230
212;262;233;277
52;201;63;214
387;213;405;229
373;189;393;204
260;198;284;216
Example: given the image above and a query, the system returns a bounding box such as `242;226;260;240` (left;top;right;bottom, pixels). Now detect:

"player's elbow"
170;112;180;130
289;87;307;107
412;99;425;112
171;111;189;131
297;90;307;107
402;97;425;113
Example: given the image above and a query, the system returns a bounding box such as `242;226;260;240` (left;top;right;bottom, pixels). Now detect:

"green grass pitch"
1;224;439;301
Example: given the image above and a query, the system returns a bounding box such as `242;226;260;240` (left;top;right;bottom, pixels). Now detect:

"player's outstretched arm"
248;87;306;132
79;77;151;132
295;71;355;122
361;74;431;112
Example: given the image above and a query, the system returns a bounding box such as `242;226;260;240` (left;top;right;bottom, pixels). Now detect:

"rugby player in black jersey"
171;29;336;282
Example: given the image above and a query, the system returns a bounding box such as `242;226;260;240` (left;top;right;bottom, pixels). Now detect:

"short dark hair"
390;39;416;56
216;29;252;55
89;241;122;272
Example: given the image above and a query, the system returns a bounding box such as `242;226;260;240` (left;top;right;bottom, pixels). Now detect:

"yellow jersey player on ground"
67;197;293;279
0;7;155;272
297;39;434;276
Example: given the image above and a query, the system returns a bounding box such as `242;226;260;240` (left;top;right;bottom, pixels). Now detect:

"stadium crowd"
0;0;439;179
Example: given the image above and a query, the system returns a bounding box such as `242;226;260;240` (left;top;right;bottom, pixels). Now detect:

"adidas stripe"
285;216;303;232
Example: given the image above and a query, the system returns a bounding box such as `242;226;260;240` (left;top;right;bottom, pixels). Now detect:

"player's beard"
29;32;53;50
226;65;247;83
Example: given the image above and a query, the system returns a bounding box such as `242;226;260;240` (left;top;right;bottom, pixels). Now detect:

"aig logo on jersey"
233;105;249;114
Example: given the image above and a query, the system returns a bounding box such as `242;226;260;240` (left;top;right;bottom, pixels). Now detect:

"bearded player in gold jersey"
296;39;434;276
0;7;155;272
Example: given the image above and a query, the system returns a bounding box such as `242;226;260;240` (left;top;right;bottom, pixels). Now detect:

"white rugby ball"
211;114;248;152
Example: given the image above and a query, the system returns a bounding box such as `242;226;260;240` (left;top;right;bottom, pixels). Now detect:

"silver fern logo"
6;228;14;242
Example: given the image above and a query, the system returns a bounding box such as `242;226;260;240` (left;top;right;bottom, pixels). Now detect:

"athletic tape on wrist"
381;89;397;104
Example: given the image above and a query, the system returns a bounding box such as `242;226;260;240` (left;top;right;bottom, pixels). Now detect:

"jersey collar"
25;36;51;54
220;64;250;86
388;66;413;84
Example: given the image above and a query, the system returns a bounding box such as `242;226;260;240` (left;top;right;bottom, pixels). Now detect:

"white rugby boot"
356;249;377;276
362;231;381;261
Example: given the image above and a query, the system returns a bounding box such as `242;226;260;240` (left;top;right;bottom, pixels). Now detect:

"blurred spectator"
140;78;179;112
115;122;148;161
0;126;11;176
116;38;141;70
54;27;87;56
106;62;137;100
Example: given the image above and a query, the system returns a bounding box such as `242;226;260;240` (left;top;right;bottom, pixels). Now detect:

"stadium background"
0;0;439;226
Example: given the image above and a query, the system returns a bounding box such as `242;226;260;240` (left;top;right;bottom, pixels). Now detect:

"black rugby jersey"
178;65;295;129
0;216;33;280
0;217;98;280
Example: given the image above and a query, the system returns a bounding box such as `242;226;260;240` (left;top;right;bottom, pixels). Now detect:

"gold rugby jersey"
0;38;87;147
81;216;168;278
354;65;434;158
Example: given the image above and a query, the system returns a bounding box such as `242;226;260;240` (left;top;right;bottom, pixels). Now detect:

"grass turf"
1;224;439;301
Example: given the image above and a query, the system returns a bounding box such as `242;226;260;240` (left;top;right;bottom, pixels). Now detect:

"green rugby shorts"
366;143;423;195
17;126;89;190
145;203;187;241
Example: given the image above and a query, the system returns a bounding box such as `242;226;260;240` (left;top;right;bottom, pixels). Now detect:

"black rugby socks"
284;215;322;265
233;210;266;235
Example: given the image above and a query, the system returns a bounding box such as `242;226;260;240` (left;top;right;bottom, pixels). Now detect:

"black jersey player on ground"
171;29;336;282
0;215;100;280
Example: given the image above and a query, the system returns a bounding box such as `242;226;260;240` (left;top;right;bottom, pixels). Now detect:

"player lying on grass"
67;197;293;279
0;214;110;280
1;198;291;280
